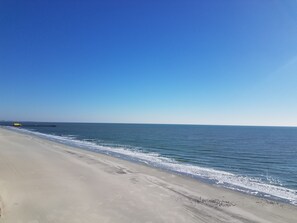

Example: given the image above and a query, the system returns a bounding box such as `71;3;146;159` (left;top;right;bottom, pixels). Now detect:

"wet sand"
0;127;296;223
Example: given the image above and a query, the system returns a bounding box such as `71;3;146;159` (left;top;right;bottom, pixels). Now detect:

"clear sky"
1;0;297;126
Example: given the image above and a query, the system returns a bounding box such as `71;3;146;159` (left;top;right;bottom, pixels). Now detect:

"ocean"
4;123;297;205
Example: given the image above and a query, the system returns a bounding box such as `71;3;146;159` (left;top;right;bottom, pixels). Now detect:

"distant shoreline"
1;120;297;128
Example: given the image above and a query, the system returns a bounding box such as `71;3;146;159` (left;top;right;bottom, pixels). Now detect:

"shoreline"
5;125;297;206
0;127;296;222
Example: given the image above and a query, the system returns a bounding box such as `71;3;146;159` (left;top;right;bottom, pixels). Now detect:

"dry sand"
0;127;296;223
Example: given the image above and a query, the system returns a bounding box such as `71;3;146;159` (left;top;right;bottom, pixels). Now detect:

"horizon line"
1;120;296;128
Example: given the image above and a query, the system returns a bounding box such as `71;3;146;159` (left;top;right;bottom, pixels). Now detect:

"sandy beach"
0;127;296;223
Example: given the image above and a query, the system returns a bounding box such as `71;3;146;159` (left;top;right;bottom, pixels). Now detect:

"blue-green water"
4;123;297;205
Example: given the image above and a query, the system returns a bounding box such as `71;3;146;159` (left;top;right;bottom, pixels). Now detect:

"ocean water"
4;123;297;205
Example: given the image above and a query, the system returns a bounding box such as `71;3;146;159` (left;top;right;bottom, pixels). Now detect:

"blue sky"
1;0;297;126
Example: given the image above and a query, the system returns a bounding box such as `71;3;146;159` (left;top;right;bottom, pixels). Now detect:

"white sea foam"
7;127;297;205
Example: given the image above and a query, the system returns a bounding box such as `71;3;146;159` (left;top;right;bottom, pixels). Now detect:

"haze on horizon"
1;1;297;127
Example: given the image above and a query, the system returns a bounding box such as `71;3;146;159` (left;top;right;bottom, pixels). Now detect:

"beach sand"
0;127;296;223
